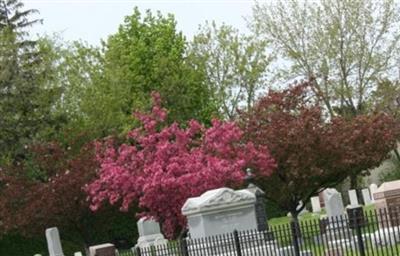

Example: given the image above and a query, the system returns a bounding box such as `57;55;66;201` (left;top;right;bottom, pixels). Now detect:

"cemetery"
2;1;400;256
38;180;400;256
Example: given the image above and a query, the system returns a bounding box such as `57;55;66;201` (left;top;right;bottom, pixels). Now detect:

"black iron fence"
120;206;400;256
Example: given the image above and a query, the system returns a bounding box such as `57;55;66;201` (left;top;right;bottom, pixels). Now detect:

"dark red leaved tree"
241;81;399;220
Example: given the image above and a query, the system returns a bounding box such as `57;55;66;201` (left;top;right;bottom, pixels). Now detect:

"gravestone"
311;196;321;213
253;188;268;231
324;189;345;219
348;189;359;206
346;205;366;229
370;184;378;202
45;227;64;256
89;243;116;256
136;217;167;248
323;188;348;237
181;187;257;238
74;252;83;256
362;188;372;205
374;180;400;227
319;191;325;208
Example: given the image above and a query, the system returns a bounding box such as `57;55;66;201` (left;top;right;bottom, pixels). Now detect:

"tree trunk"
290;210;299;227
178;228;188;240
290;210;301;256
394;148;400;163
350;174;358;190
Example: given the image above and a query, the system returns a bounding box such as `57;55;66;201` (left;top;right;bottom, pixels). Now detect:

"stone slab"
45;227;64;256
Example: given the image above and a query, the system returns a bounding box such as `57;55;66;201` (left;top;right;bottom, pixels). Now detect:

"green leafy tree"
190;21;271;119
0;1;58;165
252;0;400;118
102;8;217;124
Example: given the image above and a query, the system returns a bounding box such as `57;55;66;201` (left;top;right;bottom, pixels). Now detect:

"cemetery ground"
2;200;398;255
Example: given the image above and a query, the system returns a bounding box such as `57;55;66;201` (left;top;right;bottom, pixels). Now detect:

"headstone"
370;184;378;202
323;189;345;219
45;227;64;256
319;191;325;208
74;253;83;256
348;189;359;206
346;205;366;229
374;180;400;227
136;218;167;248
181;187;257;238
362;188;372;205
246;183;268;231
254;189;268;231
89;243;116;256
311;196;321;213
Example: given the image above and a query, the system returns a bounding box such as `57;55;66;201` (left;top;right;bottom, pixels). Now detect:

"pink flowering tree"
86;93;275;238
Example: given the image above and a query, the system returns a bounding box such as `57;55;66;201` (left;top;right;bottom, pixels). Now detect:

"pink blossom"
86;92;275;238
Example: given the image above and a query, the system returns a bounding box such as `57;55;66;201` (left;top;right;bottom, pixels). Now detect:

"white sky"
23;0;256;45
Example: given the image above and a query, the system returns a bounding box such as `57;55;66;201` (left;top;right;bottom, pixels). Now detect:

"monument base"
136;234;168;248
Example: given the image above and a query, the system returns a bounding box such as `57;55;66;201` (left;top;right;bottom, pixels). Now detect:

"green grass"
268;204;376;227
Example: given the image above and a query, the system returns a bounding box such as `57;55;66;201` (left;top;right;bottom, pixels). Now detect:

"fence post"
180;237;189;256
233;230;242;256
290;220;301;256
135;246;141;256
353;210;366;256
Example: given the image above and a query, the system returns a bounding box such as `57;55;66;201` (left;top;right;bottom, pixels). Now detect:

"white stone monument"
311;196;321;213
348;189;359;206
323;188;345;219
370;184;378;202
182;187;257;239
136;217;167;248
45;227;64;256
362;188;372;205
74;252;83;256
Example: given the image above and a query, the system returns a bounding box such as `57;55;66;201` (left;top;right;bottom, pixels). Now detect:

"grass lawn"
268;204;376;227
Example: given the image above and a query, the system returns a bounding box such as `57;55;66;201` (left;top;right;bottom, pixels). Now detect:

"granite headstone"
45;227;64;256
348;189;359;206
182;187;257;239
362;188;372;205
324;188;345;219
370;184;378;202
136;217;167;248
374;180;400;227
89;243;116;256
311;196;321;213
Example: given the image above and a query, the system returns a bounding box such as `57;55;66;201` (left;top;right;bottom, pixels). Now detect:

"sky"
23;0;256;45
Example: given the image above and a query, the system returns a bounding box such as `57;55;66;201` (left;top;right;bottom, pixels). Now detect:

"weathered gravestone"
322;188;348;239
89;243;116;256
370;183;378;202
45;227;64;256
182;187;258;238
362;188;372;205
324;189;345;219
136;217;167;248
374;180;400;227
311;196;321;213
348;189;359;206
